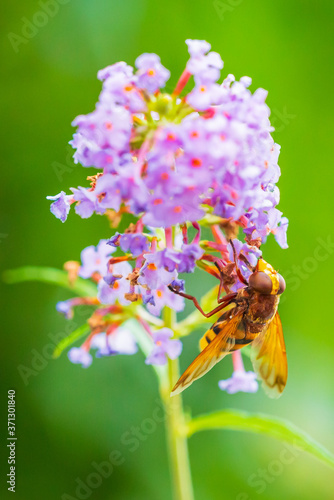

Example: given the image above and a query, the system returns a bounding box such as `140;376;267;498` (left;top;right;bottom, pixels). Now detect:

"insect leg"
168;285;237;318
229;239;249;286
214;260;234;299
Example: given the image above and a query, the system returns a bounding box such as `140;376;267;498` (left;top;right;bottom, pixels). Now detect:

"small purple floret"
91;329;138;357
79;239;114;279
135;53;170;93
68;347;92;368
218;370;259;394
145;328;182;366
46;191;71;222
119;233;149;257
56;300;74;320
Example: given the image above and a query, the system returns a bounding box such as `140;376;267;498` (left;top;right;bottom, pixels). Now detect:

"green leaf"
186;409;334;469
3;266;97;297
53;323;91;358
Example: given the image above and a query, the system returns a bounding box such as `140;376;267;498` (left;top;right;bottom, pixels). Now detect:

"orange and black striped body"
199;287;279;353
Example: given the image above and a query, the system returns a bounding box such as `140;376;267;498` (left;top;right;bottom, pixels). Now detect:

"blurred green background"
1;0;334;499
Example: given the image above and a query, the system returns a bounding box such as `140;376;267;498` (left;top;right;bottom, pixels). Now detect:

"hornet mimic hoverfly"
169;245;287;399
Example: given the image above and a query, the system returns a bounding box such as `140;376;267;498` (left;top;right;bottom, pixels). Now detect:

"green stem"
53;323;90;358
160;307;195;500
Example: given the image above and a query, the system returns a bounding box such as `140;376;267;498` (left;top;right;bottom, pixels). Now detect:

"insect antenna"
238;253;256;273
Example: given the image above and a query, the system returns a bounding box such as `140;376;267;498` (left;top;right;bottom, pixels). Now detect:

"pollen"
173;206;182;213
157;290;163;298
147;263;157;271
147;68;156;76
124;85;133;92
153;198;163;205
113;281;120;289
199;86;206;93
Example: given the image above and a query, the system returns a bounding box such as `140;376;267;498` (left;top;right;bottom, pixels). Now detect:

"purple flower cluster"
74;236;204;317
138;245;203;290
47;39;288;247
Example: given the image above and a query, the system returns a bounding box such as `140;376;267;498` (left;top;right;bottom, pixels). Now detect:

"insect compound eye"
277;273;286;294
249;271;273;294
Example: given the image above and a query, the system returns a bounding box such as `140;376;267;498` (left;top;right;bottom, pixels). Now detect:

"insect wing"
251;312;287;399
171;308;245;396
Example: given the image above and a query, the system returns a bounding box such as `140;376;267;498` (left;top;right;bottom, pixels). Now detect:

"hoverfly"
168;248;287;399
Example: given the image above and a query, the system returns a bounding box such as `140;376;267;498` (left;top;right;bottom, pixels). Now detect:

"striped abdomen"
199;315;259;352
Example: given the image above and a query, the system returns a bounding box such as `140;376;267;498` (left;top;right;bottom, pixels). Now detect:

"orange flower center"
147;263;157;271
191;158;202;168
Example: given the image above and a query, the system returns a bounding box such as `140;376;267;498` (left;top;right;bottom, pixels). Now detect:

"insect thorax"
246;292;279;326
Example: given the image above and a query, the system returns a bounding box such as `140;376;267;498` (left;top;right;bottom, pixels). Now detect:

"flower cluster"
47;40;288;394
48;39;288;247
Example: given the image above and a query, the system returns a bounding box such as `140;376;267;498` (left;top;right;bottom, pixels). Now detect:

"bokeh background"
1;1;334;499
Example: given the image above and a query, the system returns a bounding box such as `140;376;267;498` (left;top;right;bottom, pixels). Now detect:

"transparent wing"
171;308;245;396
251;312;288;399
